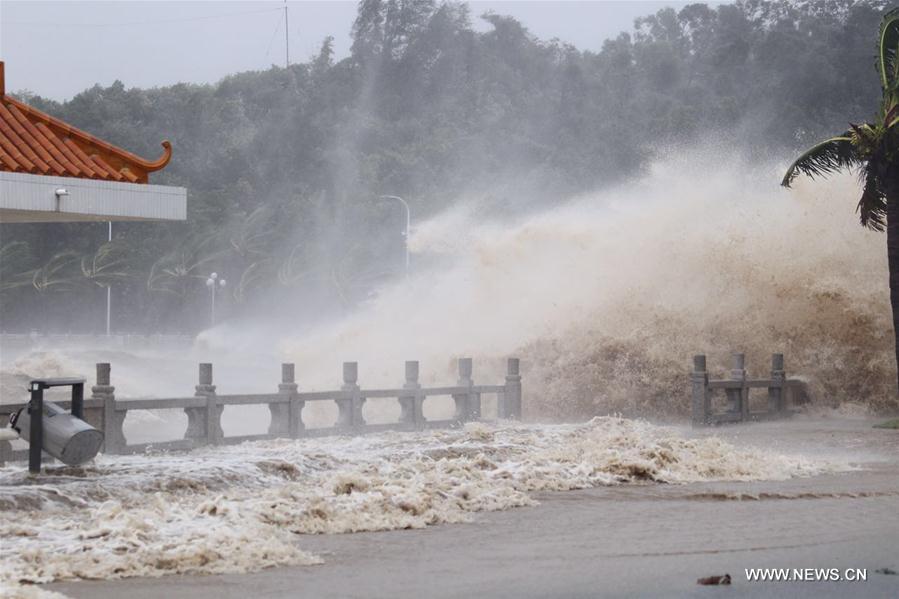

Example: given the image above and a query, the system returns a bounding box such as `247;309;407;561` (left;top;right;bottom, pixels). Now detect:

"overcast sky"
1;1;707;101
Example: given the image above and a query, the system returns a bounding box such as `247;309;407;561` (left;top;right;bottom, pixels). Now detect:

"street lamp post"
205;272;227;327
378;195;410;277
105;221;111;336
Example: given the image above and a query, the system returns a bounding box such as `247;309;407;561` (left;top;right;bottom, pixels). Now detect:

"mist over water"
3;150;895;422
0;151;893;597
281;149;896;417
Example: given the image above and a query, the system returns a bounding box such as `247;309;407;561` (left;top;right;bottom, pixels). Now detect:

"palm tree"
147;230;222;298
31;251;81;296
782;8;899;391
0;241;35;298
80;240;131;289
30;251;81;326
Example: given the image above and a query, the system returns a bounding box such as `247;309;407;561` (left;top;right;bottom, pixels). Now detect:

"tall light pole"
283;0;290;67
205;272;227;327
105;221;112;336
379;195;410;277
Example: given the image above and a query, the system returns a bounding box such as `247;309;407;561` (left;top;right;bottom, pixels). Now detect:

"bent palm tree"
0;241;35;298
782;8;899;391
81;240;130;289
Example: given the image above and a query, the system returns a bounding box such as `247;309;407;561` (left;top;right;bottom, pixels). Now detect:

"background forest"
0;0;889;334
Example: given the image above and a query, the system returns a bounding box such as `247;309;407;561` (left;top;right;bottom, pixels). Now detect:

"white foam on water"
0;417;844;590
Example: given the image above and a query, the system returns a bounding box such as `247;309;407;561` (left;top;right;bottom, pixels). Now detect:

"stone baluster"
400;360;420;427
768;353;785;414
337;362;364;429
185;363;222;444
285;363;305;437
81;363;105;431
92;362;124;453
726;353;746;418
504;358;522;420
268;363;296;437
691;354;709;427
0;437;10;466
452;358;474;422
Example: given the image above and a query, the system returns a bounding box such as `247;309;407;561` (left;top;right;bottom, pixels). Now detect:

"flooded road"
27;417;899;598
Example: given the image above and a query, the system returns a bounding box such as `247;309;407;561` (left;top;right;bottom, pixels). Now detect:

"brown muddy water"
0;416;895;598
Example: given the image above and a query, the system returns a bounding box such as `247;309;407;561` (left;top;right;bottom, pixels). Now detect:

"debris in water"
697;574;731;585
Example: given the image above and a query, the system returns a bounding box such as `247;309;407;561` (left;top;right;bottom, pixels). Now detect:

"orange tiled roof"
0;62;172;184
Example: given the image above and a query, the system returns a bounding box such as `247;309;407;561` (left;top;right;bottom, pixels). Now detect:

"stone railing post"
0;436;11;466
504;358;522;420
768;353;785;415
726;352;746;419
92;362;124;453
337;362;364;429
691;355;709;427
452;358;474;422
185;363;222;445
399;360;420;427
280;363;305;437
82;363;104;431
268;363;295;437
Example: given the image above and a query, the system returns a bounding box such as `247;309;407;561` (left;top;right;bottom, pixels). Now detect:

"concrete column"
277;363;304;437
0;437;11;466
452;358;473;422
185;363;222;444
502;358;522;420
92;362;124;453
691;354;709;427
726;352;746;417
83;363;108;428
768;353;785;414
400;360;420;426
269;363;297;436
337;362;364;429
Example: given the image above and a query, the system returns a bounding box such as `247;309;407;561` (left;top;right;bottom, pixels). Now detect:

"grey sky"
1;1;703;101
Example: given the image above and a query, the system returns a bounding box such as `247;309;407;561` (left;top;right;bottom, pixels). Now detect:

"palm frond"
80;240;131;287
0;242;35;294
857;164;887;232
883;102;899;129
877;7;899;91
233;259;273;303
781;134;860;187
31;251;81;294
277;244;321;287
146;240;223;297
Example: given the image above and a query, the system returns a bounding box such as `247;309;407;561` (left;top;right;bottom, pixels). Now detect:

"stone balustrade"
0;357;522;462
691;352;807;427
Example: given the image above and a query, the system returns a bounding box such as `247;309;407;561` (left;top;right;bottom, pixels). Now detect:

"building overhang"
0;171;186;223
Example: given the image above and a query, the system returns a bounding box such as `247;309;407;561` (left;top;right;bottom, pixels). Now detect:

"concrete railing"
0;357;522;463
691;352;804;427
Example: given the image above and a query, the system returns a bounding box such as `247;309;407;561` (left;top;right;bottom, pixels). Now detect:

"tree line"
0;0;889;333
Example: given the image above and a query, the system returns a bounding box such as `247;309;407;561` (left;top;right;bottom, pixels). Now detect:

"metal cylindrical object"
10;401;103;465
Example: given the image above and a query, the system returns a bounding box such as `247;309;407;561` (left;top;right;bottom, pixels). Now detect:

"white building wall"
0;171;186;222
